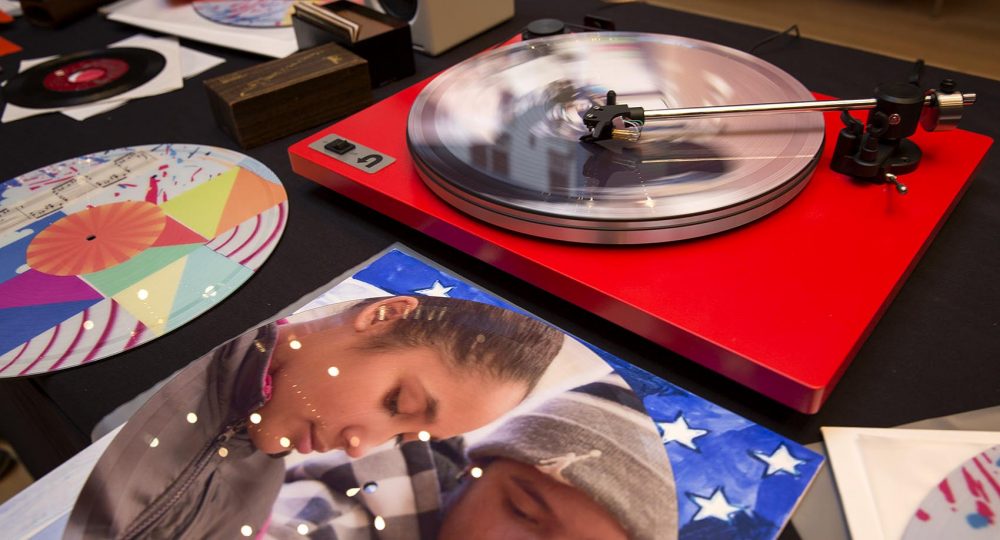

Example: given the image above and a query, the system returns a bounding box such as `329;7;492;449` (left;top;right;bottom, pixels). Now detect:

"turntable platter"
408;32;825;244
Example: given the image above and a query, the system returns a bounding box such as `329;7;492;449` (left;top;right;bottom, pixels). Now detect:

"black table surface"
1;0;997;492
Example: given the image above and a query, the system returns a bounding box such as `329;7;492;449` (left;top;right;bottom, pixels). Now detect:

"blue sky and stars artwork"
351;248;822;539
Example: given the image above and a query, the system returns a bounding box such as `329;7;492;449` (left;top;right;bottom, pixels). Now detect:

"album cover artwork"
66;245;821;540
274;247;825;540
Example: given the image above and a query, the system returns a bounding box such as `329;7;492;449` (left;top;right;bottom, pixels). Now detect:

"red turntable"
289;32;992;413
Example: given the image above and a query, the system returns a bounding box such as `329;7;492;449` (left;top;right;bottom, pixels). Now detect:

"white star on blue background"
414;280;454;297
657;414;709;450
751;443;805;476
688;487;742;522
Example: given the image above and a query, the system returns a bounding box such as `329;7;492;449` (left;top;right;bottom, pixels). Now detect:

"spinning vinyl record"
408;32;825;244
2;47;165;109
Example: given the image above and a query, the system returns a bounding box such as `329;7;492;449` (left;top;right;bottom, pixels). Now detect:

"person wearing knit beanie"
439;373;678;540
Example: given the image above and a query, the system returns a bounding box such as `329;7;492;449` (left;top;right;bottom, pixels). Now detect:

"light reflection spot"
240;525;253;537
280;436;291;448
289;339;302;350
149;437;160;448
250;413;262;424
327;366;340;377
346;487;361;497
186;413;198;424
218;447;228;458
363;481;378;493
83;320;95;330
137;289;149;301
418;431;431;442
296;524;309;535
374;516;386;531
470;466;483;479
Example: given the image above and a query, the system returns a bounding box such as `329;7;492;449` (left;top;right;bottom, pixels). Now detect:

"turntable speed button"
325;138;356;155
311;134;396;174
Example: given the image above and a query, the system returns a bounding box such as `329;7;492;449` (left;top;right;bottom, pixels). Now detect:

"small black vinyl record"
2;47;166;109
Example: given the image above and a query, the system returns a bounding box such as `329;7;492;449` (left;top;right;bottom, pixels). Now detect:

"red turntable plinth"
289;80;992;413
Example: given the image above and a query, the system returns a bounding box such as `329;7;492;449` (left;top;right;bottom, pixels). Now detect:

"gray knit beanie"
467;374;678;540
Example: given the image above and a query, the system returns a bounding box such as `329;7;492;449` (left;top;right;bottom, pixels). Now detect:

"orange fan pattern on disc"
27;201;167;276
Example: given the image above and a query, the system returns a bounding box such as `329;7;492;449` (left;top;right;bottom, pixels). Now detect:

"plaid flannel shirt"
265;438;466;540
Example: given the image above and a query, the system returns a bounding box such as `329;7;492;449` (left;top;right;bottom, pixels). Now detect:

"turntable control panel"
308;134;396;174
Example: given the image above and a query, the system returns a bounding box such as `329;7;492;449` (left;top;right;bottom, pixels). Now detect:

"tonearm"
580;75;976;193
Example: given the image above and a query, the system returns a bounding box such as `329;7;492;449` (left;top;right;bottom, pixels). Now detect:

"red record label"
2;47;164;108
43;58;131;93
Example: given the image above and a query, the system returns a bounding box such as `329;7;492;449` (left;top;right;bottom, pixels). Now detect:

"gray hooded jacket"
64;324;283;540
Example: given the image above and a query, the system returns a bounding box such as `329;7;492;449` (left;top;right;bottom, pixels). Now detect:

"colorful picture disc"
193;0;328;28
903;445;1000;539
1;47;165;109
0;144;288;377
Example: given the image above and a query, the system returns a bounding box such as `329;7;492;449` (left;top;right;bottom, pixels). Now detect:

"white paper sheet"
107;0;298;59
822;427;1000;540
177;40;227;79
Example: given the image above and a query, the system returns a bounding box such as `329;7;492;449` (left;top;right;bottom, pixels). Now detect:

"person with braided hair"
66;296;564;539
250;296;564;456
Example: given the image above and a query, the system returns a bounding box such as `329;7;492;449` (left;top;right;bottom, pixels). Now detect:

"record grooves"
407;33;826;244
415;150;821;244
2;47;165;109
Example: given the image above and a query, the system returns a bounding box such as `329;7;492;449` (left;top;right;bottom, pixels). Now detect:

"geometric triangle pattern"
0;269;103;310
82;243;202;298
159;166;239;239
112;254;188;337
165;246;253;333
150;216;207;247
212;167;288;238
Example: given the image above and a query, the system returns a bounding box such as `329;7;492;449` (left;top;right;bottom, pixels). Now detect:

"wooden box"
203;43;372;149
292;1;415;87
